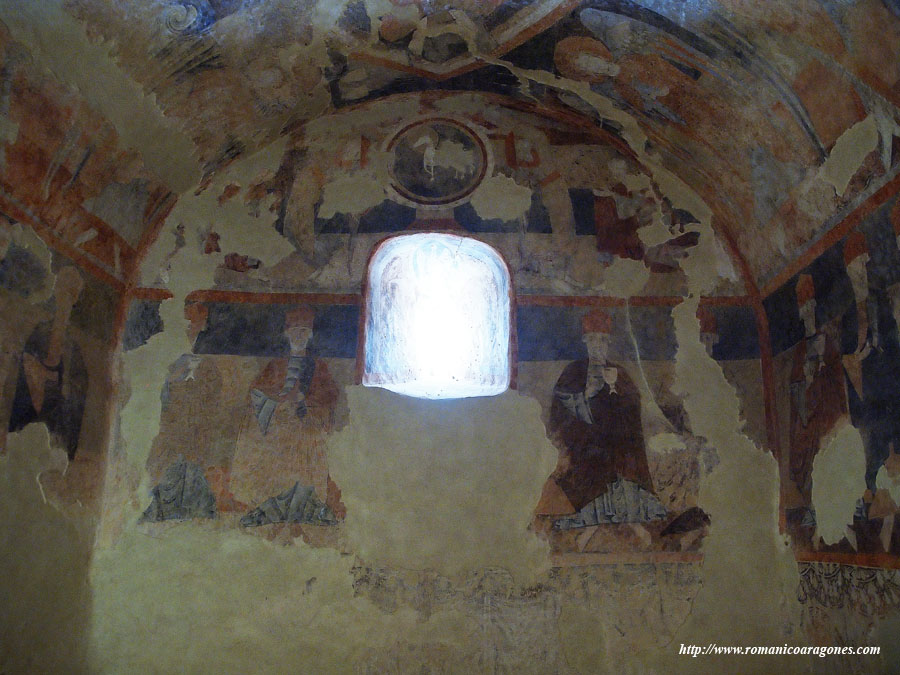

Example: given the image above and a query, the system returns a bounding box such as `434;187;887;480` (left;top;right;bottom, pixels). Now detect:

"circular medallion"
386;117;489;207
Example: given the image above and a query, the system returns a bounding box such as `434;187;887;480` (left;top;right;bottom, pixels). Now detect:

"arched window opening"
363;233;511;399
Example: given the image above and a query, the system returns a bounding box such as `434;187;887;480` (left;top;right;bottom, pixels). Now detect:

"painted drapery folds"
131;287;766;563
770;193;900;559
522;303;761;559
142;299;351;544
8;266;87;459
4;0;900;669
1;216;117;498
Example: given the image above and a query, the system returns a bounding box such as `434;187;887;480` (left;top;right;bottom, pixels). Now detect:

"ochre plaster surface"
327;386;556;581
468;175;533;222
1;425;92;675
89;525;473;674
819;116;880;198
660;298;804;669
811;422;867;547
2;1;898;663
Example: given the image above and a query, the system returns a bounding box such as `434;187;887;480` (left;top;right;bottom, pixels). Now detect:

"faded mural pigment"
1;1;900;673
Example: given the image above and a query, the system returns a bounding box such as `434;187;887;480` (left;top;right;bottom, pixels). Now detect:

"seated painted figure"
230;305;343;523
546;310;666;528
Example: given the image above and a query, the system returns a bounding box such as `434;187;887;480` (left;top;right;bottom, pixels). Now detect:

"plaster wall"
0;69;897;672
0;226;119;674
81;96;822;674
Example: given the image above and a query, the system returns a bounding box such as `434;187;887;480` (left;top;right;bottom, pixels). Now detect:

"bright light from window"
364;233;510;399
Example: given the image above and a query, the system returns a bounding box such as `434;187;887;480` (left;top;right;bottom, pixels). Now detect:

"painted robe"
789;333;847;499
8;321;87;458
230;354;338;507
547;359;654;512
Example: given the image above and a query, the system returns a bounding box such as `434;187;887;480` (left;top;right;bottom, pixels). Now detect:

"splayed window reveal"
364;233;510;399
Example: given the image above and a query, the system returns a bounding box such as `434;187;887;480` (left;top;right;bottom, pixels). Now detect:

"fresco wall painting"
126;282;764;569
3;0;900;669
152;102;739;301
1;215;119;506
770;193;900;564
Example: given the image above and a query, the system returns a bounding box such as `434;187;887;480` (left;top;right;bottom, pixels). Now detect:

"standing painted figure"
8;266;87;458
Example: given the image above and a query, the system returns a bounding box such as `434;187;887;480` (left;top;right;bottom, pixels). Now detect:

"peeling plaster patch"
319;175;386;219
327;387;556;582
0;0;199;192
620;170;654;195
712;236;740;285
434;93;500;117
89;525;472;673
652;169;712;228
1;425;91;673
660;295;802;656
369;0;418;26
647;432;687;453
855;82;900;170
600;257;649;297
114;140;297;537
678;223;720;295
208;139;299;265
876;465;900;506
819;115;879;196
468;174;532;222
811;421;866;546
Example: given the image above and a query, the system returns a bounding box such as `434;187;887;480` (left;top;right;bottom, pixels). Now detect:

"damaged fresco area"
771;194;900;562
518;301;764;561
133;297;356;546
0;0;899;672
311;0;900;289
0;19;175;284
0;218;119;672
0;215;118;505
94;119;768;672
57;0;900;291
480;1;900;288
138;92;734;299
799;562;900;670
127;292;767;564
87;35;815;667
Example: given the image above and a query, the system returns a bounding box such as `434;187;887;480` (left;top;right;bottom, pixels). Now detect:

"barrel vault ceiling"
4;0;900;293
